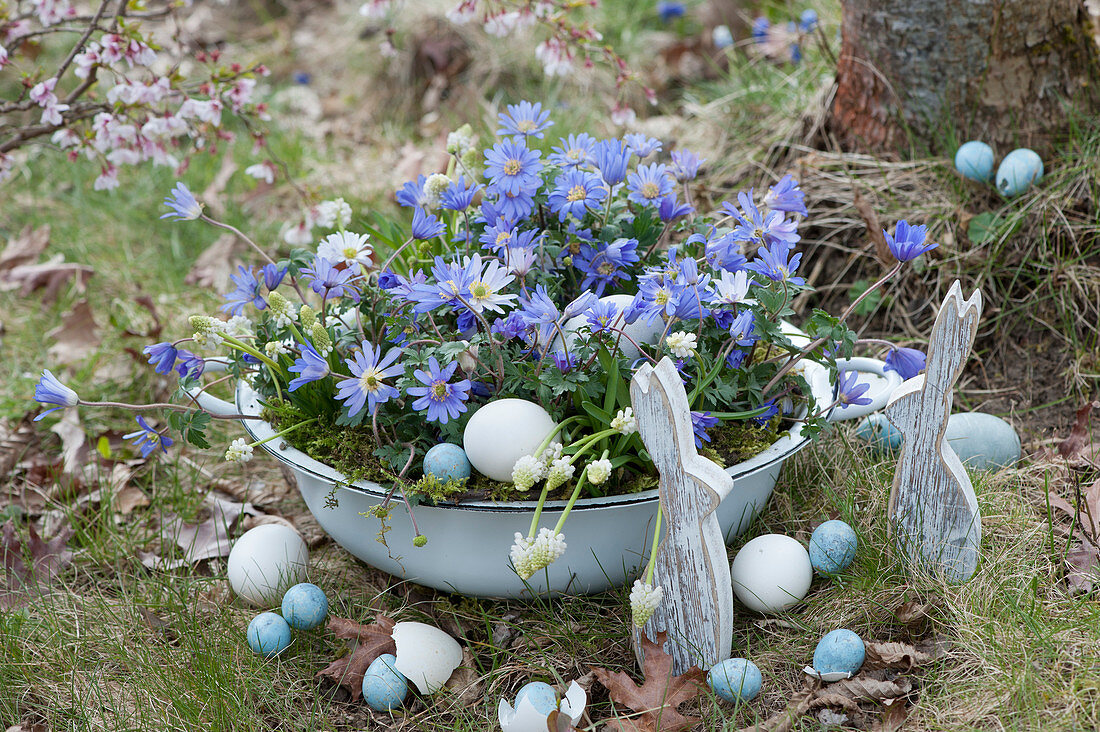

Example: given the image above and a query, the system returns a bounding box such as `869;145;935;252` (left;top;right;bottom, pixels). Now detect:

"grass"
3;0;1100;729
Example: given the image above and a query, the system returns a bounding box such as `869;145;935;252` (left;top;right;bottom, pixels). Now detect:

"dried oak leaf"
1059;402;1096;461
853;189;891;265
863;641;932;671
46;298;101;365
735;687;817;732
872;699;910;732
185;233;244;292
158;494;254;565
592;631;707;732
0;224;50;271
317;614;397;700
825;675;912;703
1;258;95;304
0;519;74;609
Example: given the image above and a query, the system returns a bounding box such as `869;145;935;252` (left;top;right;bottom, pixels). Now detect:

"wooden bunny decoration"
629;357;734;674
885;281;983;582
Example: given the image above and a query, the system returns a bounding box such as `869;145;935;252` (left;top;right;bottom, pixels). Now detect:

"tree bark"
831;0;1100;154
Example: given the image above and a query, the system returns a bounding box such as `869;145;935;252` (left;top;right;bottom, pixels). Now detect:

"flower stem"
552;467;590;535
248;418;317;448
644;504;663;584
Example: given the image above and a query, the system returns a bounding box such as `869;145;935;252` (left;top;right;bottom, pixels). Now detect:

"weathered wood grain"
629;358;734;673
885;281;983;582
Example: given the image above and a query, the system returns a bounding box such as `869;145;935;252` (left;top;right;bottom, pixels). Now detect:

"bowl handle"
184;358;238;417
827;357;904;422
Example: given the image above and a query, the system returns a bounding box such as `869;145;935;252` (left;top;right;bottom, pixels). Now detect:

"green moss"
406;473;470;504
701;418;784;468
261;401;391;486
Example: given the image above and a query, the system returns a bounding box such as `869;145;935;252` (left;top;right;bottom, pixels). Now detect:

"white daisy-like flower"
714;269;750;305
423;173;452;209
630;580;664;628
511;455;545;491
544;458;575;491
225;438;254;463
666;331;698;359
314;198;352;229
586;458;612;485
510;528;567;579
317;231;373;269
611;407;637;435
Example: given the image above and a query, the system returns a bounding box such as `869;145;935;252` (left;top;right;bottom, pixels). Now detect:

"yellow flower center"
516;120;536;132
342;246;359;259
503;159;522;175
641;182;660;199
566;185;587;202
359;369;381;393
470;281;491;299
430;382;448;401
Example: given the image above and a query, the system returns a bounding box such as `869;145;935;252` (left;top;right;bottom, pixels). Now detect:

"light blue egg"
996;148;1043;197
247;612;292;657
362;653;408;711
954;141;994;183
813;629;865;676
712;24;733;49
945;412;1021;471
809;520;858;575
515;681;558;715
854;413;904;455
708;658;762;703
423;443;472;483
281;583;328;631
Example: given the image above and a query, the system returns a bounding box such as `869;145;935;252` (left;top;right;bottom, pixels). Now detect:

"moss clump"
702;418;784;468
406;473;470;504
261;401;391;486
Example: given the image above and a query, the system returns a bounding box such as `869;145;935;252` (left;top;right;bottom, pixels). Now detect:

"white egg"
463;399;557;482
392;621;463;694
227;525;309;606
730;534;813;613
557;293;663;360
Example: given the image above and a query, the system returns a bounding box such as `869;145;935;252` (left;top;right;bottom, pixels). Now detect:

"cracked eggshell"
560;681;587;724
557;293;661;360
391;621;463;694
499;681;586;732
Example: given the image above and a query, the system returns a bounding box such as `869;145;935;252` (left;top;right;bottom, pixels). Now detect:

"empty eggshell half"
392;621;463;694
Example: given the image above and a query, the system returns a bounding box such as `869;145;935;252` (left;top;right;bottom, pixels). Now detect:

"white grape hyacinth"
665;331;698;359
544;457;575;491
586;458;612;485
510;528;567;580
225;438;254;463
511;455;545;492
611;407;637;435
630;579;664;628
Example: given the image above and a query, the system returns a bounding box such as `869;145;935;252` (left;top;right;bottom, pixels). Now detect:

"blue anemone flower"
496;100;554;140
440;176;482;212
884;220;937;262
549;133;597;168
623;133;663;159
301;256;362;302
33;370;79;421
484;138;543;196
690;411;719;448
161;182;202;221
335;341;403;417
746;241;806;286
395;175;428;208
143;342;178;375
763;175;808;216
406;357;472;425
626;163;674;208
175;349;205;379
884;347;926;380
837;370;873;407
592;139;632;186
411;207;446;241
221;265;265;315
123;416;173;457
669;149;704;182
288;341;330;391
548;169;606;222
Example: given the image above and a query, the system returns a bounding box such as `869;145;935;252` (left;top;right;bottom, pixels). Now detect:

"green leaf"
968;212;1021;245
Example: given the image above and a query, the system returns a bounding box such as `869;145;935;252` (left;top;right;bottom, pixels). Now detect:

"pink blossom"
483;11;521;37
33;0;76;27
178;98;223;126
224;77;256;112
534;38;574;77
99;34;124;64
610;102;636;127
445;0;476;24
282;220;314;246
124;40;155;67
73;44;101;78
245;161;276;184
3;20;32;43
358;0;393;18
93;165;119;191
50;128;82;148
0;153;13;182
0;45;8;69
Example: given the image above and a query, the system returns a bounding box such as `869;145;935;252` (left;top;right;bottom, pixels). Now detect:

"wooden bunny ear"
925;281;983;388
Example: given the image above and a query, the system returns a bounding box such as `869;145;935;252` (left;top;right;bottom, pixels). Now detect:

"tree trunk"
832;0;1100;154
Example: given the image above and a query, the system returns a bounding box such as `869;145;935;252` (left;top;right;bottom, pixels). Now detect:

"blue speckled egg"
944;412;1021;471
247;612;292;657
813;629;865;677
281;583;328;631
515;681;558;715
809;520;858;575
855;413;904;455
423;443;472;483
362;653;408;711
708;658;762;703
954;141;994;183
996;148;1043;197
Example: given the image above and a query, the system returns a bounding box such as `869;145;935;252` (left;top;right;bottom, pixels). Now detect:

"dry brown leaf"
317;614;398;700
863;641;932;671
185;233;244;291
854;190;891;264
872;699;910;732
442;647;484;709
49;409;86;477
0;224;50;271
0;258;95;303
592;631;707;732
116;484;150;514
1;519;74;609
158;494;254;564
1065;541;1100;595
825;675;913;702
736;687;817;732
6;724;48;732
810;692;861;712
893;598;934;626
46;299;101;365
201;157;239;217
1059;402;1096;460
